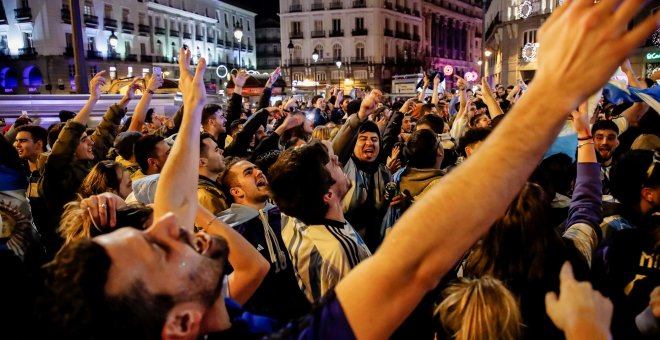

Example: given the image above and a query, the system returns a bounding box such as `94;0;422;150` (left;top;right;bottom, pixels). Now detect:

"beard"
596;149;612;164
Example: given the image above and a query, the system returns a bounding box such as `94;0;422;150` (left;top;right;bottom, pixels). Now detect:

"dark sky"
222;0;279;20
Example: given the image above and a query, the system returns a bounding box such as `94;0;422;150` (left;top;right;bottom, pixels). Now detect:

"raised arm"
128;75;161;132
417;74;429;103
227;70;249;126
331;91;380;164
153;48;206;228
481;77;505;119
431;74;441;105
196;205;269;305
335;1;658;338
257;67;280;111
73;71;106;126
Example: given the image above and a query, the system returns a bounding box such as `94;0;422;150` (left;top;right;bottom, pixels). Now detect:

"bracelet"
146;89;155;95
205;215;219;230
577;135;592;141
577;141;595;149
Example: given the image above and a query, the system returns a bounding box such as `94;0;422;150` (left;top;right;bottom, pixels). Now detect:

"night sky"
222;0;279;20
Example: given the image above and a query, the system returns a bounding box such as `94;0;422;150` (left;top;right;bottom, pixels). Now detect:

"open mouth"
363;148;375;156
256;178;267;187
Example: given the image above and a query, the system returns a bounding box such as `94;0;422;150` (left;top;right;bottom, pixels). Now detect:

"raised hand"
266;66;281;88
233;69;250;88
454;74;466;91
545;262;613;338
571;101;590;136
178;47;206;107
284;97;298;111
433;74;441;88
358;89;383;120
535;0;660;111
89;71;108;101
146;73;164;93
123;77;144;100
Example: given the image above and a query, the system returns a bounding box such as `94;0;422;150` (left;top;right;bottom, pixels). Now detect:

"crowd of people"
1;1;660;339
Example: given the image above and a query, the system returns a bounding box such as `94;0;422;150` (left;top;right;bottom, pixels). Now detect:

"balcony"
183;32;191;39
248;45;254;52
289;58;306;66
138;24;150;36
289;4;302;12
329;30;344;37
413;34;420;41
384;57;395;65
353;0;366;8
61;7;71;24
122;21;134;34
217;39;225;47
84;15;99;28
290;31;304;39
311;2;324;11
396;5;405;12
107;51;122;61
352;28;368;36
403;7;412;15
384;28;393;37
413;10;420;17
311;30;325;38
207;36;214;43
141;55;153;63
169;29;179;37
155;27;166;35
64;47;74;57
384;2;393;9
125;54;138;62
104;18;118;30
329;1;343;9
19;47;37;58
350;57;367;64
195;34;203;41
395;31;411;40
15;7;32;23
86;50;103;60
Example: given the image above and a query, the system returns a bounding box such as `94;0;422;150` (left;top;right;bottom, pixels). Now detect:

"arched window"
315;72;326;82
354;70;368;80
294;45;302;59
332;43;342;59
314;44;324;60
156;40;163;55
355;43;365;61
293;72;304;81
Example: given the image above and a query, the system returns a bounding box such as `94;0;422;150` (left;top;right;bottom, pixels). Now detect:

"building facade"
422;0;483;82
279;0;425;94
483;0;659;86
0;0;256;94
256;16;281;73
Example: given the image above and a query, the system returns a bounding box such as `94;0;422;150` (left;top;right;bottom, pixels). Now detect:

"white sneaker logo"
257;244;265;251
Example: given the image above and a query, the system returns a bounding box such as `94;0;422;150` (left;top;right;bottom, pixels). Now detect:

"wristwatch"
146;89;155;95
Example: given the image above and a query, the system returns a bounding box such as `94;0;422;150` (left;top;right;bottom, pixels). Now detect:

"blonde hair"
58;200;93;246
311;125;332;141
436;276;522;340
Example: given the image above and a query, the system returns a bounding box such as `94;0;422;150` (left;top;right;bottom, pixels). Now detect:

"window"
355;17;364;30
140;43;146;55
122;8;129;22
333;43;342;59
315;44;324;59
293;72;304;81
89;65;98;79
315;72;326;82
84;1;93;16
125;41;131;54
104;4;112;19
65;33;72;48
385;18;390;30
332;19;341;32
156;40;162;55
523;29;537;45
331;70;345;79
139;13;145;25
354;70;368;80
314;20;323;31
292;21;302;34
355;43;365;60
224;13;229;28
294;45;302;59
395;21;400;31
87;36;95;51
247;20;251;31
23;32;33;48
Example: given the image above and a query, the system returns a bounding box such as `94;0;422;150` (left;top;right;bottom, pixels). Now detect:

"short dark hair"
420;103;435;116
134;135;164;173
113;131;142;160
591;119;619;136
229;119;246;135
47;122;65;149
219;157;243;203
38;239;174;339
254;149;281;179
199;132;214;157
417;114;445;134
469;113;488;127
358;120;381;139
202;104;223;127
458;128;492;157
269;140;335;225
405;129;439;169
311;95;323;106
145;108;155;124
58;110;76;122
16;124;48;152
611;150;659;206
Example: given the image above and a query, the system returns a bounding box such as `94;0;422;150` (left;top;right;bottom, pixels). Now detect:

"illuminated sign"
443;65;454;76
464;71;479;82
28;87;38;93
646;52;660;61
4;88;14;93
216;65;229;79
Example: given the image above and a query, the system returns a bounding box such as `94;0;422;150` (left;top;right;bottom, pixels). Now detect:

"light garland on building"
521;43;538;63
519;1;532;19
652;29;660;48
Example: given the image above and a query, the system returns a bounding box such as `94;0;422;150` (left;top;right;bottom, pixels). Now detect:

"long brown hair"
78;160;125;198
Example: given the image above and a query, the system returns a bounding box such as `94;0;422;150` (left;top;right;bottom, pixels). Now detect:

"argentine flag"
603;79;660;113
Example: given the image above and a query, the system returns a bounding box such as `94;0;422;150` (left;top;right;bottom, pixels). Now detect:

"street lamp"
484;49;493;57
234;24;243;68
109;31;119;79
312;48;319;95
287;40;294;92
477;60;483;66
335;59;342;87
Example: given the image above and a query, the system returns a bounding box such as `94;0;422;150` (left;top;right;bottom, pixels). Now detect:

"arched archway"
23;65;43;86
1;67;19;88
